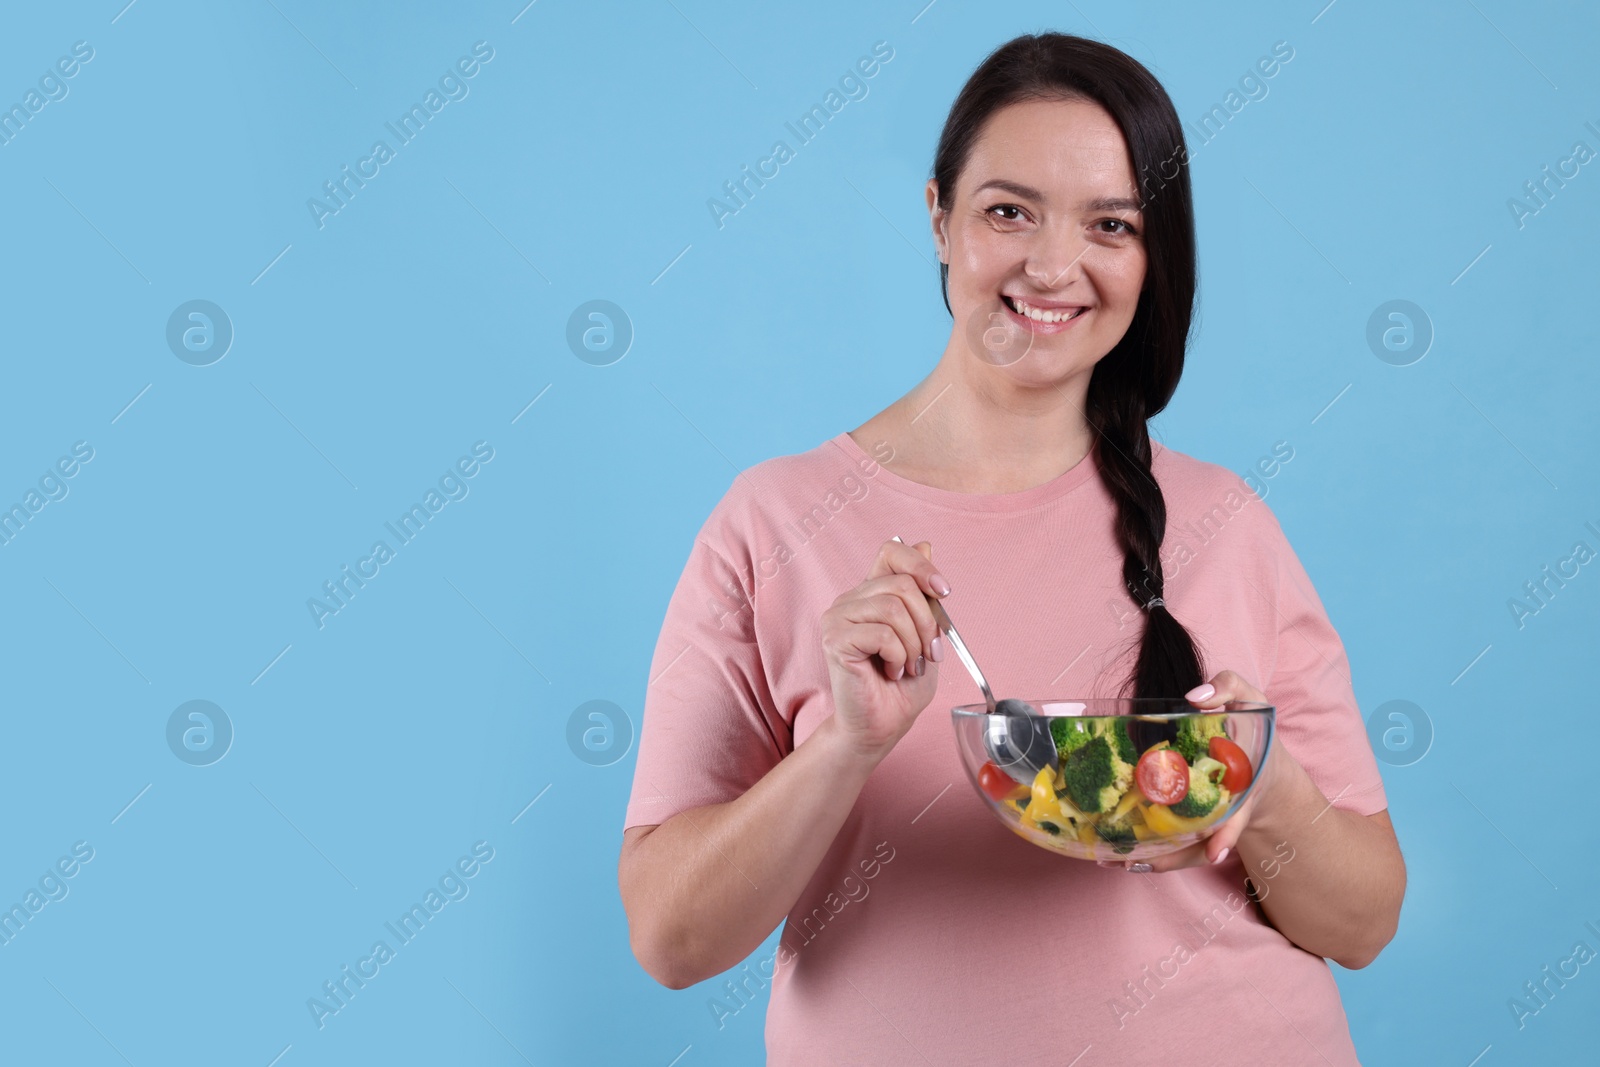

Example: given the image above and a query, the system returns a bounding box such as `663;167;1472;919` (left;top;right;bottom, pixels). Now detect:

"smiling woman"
619;32;1403;1067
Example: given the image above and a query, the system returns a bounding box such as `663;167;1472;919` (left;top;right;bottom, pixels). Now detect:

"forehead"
961;96;1137;202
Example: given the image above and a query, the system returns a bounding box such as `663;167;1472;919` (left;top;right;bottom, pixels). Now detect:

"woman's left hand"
1099;669;1295;874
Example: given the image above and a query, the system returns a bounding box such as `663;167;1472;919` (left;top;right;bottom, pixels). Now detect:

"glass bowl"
951;697;1274;862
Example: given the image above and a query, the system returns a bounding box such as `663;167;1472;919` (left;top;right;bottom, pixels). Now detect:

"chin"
992;350;1096;389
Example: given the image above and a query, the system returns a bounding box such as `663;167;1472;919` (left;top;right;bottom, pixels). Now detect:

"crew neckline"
830;430;1103;513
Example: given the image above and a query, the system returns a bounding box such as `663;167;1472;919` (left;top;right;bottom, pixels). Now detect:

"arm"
1136;671;1406;969
619;714;879;989
1230;730;1405;969
619;538;950;989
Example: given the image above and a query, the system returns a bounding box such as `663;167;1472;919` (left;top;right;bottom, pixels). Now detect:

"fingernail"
912;655;926;677
890;662;904;680
929;635;945;662
1213;847;1230;865
1126;863;1153;873
1185;683;1215;702
930;573;951;596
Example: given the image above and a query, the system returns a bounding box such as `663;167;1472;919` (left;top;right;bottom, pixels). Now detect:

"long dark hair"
931;33;1205;700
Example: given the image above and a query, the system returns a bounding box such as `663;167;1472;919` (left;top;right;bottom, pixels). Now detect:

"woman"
619;32;1405;1065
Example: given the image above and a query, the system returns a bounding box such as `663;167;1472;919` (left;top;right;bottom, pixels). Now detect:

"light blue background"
1;1;1595;1063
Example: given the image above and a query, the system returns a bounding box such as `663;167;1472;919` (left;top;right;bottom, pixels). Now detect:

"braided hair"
931;32;1206;699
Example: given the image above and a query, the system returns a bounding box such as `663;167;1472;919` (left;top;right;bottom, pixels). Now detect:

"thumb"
1205;793;1257;863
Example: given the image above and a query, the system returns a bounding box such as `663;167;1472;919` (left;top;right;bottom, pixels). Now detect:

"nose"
1024;226;1091;292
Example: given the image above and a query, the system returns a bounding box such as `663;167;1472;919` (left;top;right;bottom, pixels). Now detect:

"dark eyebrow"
1084;196;1144;214
971;178;1142;214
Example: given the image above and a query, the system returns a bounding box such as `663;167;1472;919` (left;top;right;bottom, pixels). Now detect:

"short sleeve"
1250;503;1389;818
622;524;790;831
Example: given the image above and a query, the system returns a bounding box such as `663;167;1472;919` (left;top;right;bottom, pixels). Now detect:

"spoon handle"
926;595;997;713
890;536;996;713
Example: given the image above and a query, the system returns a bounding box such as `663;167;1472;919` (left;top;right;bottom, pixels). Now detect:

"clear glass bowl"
951;697;1275;862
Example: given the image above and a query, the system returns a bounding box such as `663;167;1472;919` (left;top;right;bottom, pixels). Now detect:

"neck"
880;349;1097;494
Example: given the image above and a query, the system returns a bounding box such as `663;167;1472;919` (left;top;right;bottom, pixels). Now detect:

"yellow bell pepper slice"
1109;787;1143;821
1142;792;1231;837
1029;766;1056;810
1020;767;1062;831
1021;766;1081;840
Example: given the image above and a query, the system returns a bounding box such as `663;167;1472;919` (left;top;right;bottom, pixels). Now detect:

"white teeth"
1008;297;1084;323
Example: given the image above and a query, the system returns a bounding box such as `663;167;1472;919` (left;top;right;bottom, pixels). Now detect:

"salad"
974;713;1255;853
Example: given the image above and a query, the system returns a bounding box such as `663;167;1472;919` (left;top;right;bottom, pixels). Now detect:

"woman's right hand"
819;539;951;765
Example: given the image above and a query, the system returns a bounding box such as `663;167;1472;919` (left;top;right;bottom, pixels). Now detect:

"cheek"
953;233;1005;284
950;219;1017;275
1091;251;1146;311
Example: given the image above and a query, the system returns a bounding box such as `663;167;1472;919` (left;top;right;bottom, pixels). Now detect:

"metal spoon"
890;536;1057;784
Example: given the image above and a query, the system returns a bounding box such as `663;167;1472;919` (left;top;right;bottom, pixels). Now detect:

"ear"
925;179;948;264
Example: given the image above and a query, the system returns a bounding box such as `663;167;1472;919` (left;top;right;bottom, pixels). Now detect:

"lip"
1002;293;1082;310
1001;294;1089;334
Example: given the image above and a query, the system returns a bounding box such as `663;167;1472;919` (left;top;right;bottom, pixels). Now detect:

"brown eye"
988;204;1024;221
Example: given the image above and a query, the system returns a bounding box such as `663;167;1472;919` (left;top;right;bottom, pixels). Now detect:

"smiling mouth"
1002;295;1088;324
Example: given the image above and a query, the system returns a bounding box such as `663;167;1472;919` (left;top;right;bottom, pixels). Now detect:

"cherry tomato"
1208;736;1254;793
1135;748;1189;805
978;761;1025;801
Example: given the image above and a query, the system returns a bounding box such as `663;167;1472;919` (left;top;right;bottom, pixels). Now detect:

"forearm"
1237;749;1405;968
621;714;878;988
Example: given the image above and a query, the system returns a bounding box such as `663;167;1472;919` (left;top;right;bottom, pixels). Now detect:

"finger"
1186;669;1267;709
843;592;923;675
1202;797;1257;863
1205;822;1246;865
868;591;925;671
1112;842;1208;874
868;538;951;599
834;619;910;680
855;573;939;659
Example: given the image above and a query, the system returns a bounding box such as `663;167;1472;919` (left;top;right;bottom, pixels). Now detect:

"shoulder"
1149;439;1291;549
693;432;873;557
1148;441;1312;666
1150;439;1253;509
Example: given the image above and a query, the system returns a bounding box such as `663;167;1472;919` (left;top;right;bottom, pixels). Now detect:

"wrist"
1236;742;1316;852
805;713;891;783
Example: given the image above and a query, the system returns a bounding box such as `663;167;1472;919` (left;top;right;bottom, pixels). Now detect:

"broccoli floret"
1169;774;1219;818
1095;800;1141;853
1061;736;1134;814
1094;817;1138;854
1170;756;1230;818
1050;716;1095;756
1098;718;1139;765
1173;713;1227;764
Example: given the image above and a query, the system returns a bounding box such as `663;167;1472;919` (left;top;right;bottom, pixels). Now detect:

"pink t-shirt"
624;430;1388;1066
